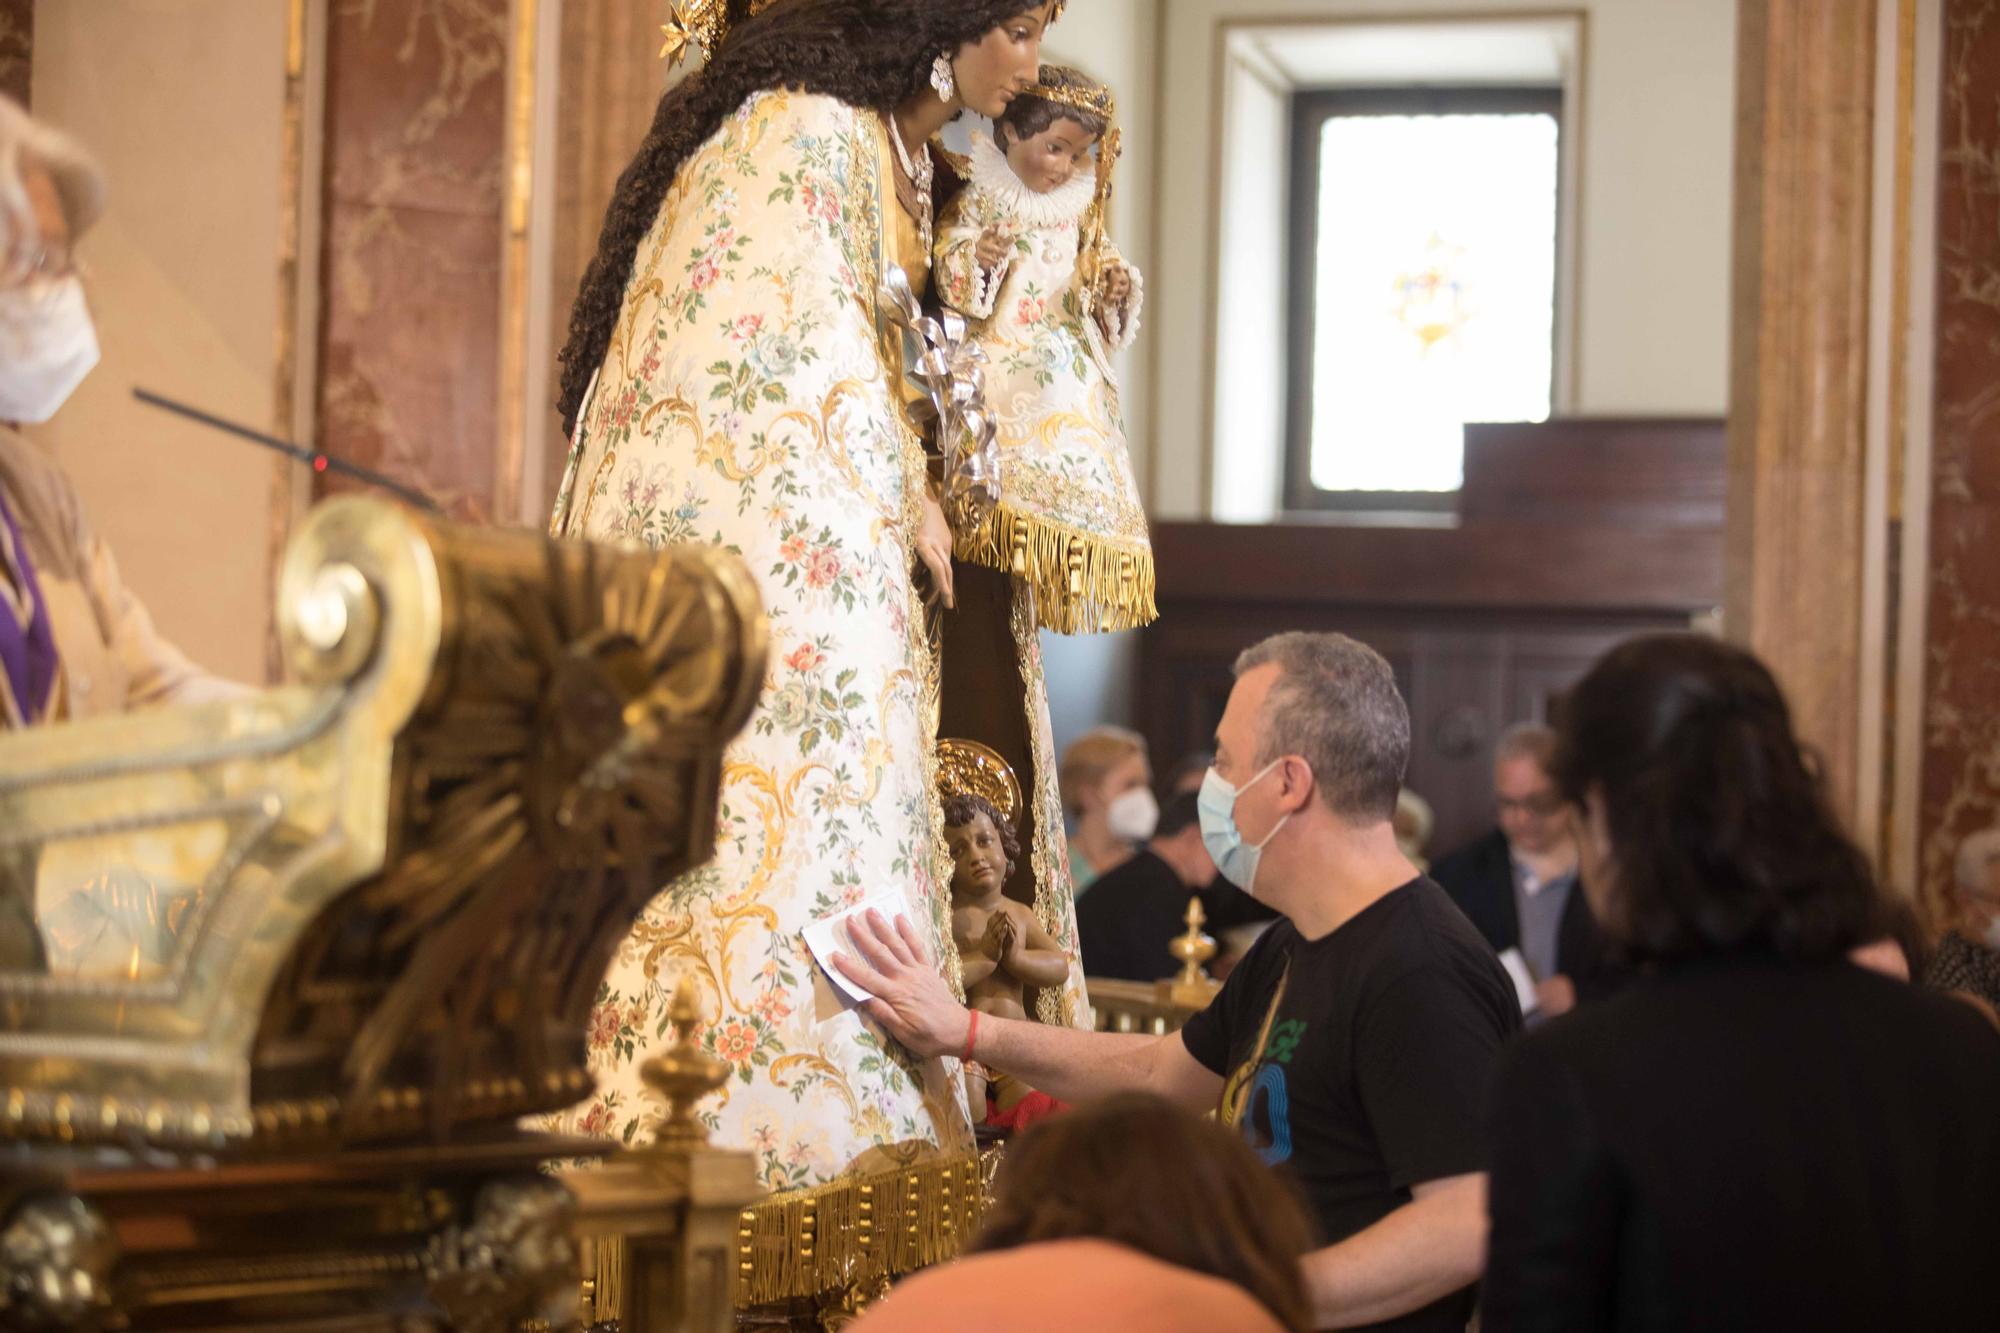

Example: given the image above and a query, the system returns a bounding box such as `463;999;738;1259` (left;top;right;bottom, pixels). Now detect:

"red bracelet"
961;1008;979;1063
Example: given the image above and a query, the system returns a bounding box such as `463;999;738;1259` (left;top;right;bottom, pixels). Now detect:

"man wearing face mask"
0;96;238;731
836;632;1518;1331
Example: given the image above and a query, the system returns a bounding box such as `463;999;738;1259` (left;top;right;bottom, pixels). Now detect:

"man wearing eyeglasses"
0;95;237;734
1430;723;1617;1023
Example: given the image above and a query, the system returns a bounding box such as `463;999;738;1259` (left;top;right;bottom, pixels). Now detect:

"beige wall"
1043;0;1160;502
1149;0;1738;518
27;0;290;684
1036;1;1162;753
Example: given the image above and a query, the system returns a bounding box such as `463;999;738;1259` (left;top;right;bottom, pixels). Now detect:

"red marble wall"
0;0;30;106
314;0;509;522
1921;0;2000;902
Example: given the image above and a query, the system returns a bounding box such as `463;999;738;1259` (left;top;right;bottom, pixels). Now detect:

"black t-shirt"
1180;876;1520;1333
1075;849;1190;982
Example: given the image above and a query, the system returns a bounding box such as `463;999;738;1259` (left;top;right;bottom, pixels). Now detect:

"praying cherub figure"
943;792;1070;1117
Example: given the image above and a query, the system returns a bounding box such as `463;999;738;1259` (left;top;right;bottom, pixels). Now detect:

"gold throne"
0;497;765;1331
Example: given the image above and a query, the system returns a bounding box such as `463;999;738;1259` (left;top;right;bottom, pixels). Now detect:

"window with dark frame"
1285;87;1564;514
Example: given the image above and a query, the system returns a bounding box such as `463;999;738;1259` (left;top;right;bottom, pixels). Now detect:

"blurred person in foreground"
1482;633;2000;1331
0;93;238;730
0;95;241;975
850;1092;1314;1333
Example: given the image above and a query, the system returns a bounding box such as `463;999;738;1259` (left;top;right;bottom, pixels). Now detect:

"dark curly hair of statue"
1552;633;1890;966
556;0;1050;434
973;1093;1316;1333
992;63;1109;149
942;792;1019;881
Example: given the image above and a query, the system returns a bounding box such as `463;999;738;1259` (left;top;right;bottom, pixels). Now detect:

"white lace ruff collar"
966;133;1097;227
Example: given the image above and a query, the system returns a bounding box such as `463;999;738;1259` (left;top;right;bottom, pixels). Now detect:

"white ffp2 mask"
0;277;100;424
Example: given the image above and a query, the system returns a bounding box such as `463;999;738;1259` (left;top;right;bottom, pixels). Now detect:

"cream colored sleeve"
933;196;1012;319
75;507;249;710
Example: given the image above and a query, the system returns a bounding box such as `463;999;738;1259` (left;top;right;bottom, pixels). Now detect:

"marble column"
313;0;509;522
0;0;29;106
1919;0;2000;902
1726;0;1879;822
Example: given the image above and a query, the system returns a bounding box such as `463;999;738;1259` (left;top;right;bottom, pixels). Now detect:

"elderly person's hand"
831;909;970;1058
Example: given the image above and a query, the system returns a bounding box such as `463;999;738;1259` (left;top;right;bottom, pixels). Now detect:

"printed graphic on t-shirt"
1217;965;1298;1165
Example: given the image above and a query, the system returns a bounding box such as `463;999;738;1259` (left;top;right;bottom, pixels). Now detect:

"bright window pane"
1310;113;1558;493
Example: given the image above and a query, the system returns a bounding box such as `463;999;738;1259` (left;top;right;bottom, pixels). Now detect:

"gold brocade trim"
1012;583;1082;1030
868;110;964;1009
956;504;1159;636
735;1147;1004;1308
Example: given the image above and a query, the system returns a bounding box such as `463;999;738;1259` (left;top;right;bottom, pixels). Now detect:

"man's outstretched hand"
831;909;971;1059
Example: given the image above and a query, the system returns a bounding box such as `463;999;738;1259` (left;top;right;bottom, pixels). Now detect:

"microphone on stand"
131;387;443;514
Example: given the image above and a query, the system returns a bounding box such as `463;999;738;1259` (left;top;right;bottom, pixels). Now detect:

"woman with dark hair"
849;1092;1316;1332
1483;633;2000;1331
543;2;1081;1184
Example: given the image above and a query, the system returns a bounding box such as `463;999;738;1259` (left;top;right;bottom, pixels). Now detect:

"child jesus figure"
933;63;1154;638
943;792;1070;1118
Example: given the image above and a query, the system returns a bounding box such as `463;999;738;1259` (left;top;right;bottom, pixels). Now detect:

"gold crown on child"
1023;78;1115;121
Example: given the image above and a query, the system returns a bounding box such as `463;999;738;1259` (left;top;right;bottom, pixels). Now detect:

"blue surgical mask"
1197;760;1290;897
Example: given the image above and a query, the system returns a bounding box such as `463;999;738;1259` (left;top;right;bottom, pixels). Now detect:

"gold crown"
1022;77;1114;122
663;4;1068;71
937;738;1022;827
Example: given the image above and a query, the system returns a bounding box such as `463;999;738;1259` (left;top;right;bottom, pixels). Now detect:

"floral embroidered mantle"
544;91;1102;1190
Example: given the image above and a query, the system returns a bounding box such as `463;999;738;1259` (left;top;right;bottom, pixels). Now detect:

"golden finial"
639;977;729;1149
659;0;784;67
659;0;728;69
1166;896;1221;1008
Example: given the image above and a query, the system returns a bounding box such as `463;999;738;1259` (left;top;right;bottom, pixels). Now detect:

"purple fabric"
0;488;57;724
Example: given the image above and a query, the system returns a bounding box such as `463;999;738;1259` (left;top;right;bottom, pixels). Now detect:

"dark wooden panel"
1149;520;1723;614
1460;417;1728;528
1134;514;1722;857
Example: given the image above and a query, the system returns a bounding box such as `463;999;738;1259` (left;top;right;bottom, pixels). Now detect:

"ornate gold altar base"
1;1133;610;1331
568;1142;1002;1331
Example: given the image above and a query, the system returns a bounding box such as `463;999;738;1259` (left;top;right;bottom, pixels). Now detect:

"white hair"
1956;826;2000;897
0;94;107;272
1494;722;1557;770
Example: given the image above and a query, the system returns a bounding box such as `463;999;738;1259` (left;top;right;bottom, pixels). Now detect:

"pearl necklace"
888;116;935;254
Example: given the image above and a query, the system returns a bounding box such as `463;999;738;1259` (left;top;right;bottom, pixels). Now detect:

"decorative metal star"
659;11;696;66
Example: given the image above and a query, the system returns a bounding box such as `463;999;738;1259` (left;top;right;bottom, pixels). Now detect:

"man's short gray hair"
1494;722;1557;772
1232;632;1409;822
0;94;107;264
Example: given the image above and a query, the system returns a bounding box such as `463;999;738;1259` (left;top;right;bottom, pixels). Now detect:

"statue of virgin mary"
545;0;1085;1191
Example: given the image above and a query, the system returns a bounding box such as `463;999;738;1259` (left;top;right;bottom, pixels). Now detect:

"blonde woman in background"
1058;726;1151;895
